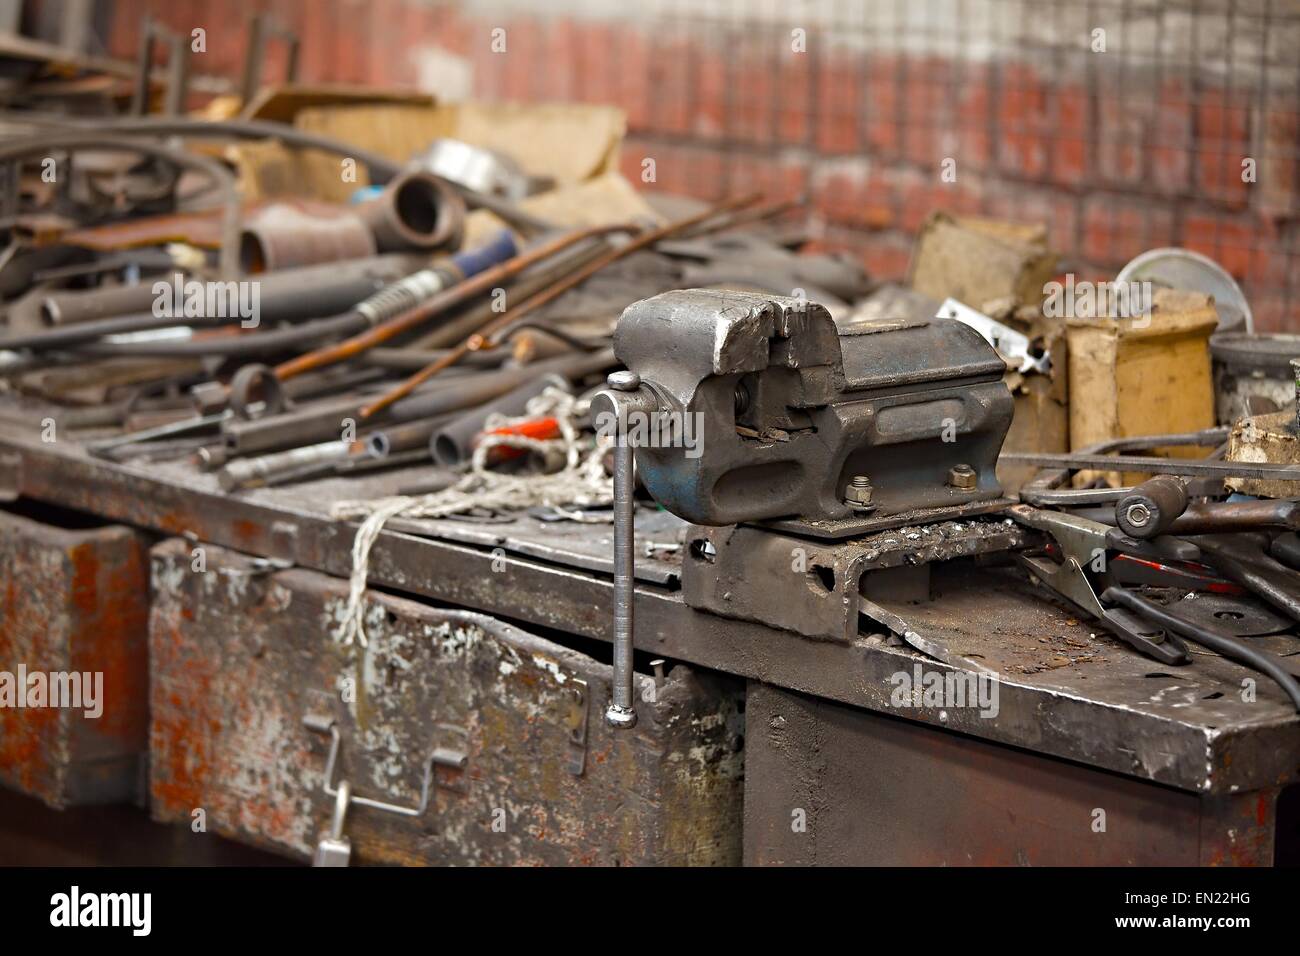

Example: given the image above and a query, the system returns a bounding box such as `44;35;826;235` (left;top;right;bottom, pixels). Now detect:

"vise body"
592;288;1019;728
611;288;1014;534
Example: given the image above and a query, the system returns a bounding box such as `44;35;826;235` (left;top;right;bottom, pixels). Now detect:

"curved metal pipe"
0;132;241;277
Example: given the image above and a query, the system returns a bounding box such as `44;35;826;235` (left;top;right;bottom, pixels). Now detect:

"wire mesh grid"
523;0;1300;328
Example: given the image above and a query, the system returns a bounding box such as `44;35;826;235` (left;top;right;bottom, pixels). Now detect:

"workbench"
1;403;1296;865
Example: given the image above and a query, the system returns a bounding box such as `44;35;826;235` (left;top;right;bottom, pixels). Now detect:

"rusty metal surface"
0;506;151;808
682;517;1032;641
148;539;744;865
743;682;1280;866
1;425;1298;795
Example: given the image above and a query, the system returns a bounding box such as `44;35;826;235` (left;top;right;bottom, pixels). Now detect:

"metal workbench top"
1;414;1297;797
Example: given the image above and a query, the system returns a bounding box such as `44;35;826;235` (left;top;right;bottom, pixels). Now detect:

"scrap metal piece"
936;297;1050;375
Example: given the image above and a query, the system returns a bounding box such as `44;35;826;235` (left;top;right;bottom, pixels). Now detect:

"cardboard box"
1066;289;1218;485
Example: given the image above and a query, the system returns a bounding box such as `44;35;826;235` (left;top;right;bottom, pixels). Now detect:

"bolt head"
947;464;978;490
604;704;637;729
1125;503;1152;527
607;370;641;391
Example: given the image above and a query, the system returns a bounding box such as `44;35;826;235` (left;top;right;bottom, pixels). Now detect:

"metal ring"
228;363;288;420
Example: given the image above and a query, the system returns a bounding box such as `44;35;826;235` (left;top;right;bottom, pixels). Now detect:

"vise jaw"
612;288;1014;535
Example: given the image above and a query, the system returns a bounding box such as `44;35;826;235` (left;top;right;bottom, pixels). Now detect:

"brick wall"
105;0;1300;331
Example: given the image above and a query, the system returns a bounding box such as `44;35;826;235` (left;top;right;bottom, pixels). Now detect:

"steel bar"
1001;451;1300;481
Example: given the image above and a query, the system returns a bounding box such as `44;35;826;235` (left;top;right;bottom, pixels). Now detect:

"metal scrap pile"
0;103;872;499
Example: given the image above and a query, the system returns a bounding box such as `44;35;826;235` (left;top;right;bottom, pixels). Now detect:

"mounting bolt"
608;370;641;391
844;474;874;508
1124;502;1152;528
947;464;977;490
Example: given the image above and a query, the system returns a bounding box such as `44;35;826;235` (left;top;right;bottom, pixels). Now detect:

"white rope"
329;387;613;646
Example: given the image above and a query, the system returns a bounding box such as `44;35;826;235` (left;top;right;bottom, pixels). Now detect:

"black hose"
1102;586;1300;712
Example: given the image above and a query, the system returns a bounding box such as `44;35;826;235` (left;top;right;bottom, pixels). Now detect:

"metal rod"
606;375;639;730
273;223;637;384
1000;451;1300;481
358;192;762;420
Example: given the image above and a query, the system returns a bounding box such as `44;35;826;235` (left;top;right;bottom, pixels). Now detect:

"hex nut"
844;475;874;507
947;464;978;490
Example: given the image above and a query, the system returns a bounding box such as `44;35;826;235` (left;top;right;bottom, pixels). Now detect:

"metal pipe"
240;205;377;273
217;439;350;491
429;374;567;467
356;169;466;252
1292;357;1300;435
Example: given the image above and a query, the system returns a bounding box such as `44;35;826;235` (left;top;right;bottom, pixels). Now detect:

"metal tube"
40;253;427;327
1291;358;1300;434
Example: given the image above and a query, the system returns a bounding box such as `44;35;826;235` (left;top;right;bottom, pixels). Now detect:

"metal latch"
303;713;468;866
313;780;353;867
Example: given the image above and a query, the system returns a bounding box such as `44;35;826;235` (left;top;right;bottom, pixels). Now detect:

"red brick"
1185;213;1275;282
810;159;888;230
1249;295;1294;334
996;63;1050;180
728;153;808;204
1049;84;1089;187
617;28;652;130
693;44;728;138
1080;196;1178;268
1257;102;1300;216
1148;78;1195;196
776;47;812;145
541;19;579;101
731;39;777;145
1194;89;1253;207
863;56;901;157
807;230;913;282
815;52;862;154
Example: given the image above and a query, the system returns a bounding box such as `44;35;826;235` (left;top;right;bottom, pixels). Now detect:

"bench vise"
592;289;1016;728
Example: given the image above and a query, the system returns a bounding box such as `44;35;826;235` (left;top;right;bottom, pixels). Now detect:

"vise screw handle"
600;371;657;730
